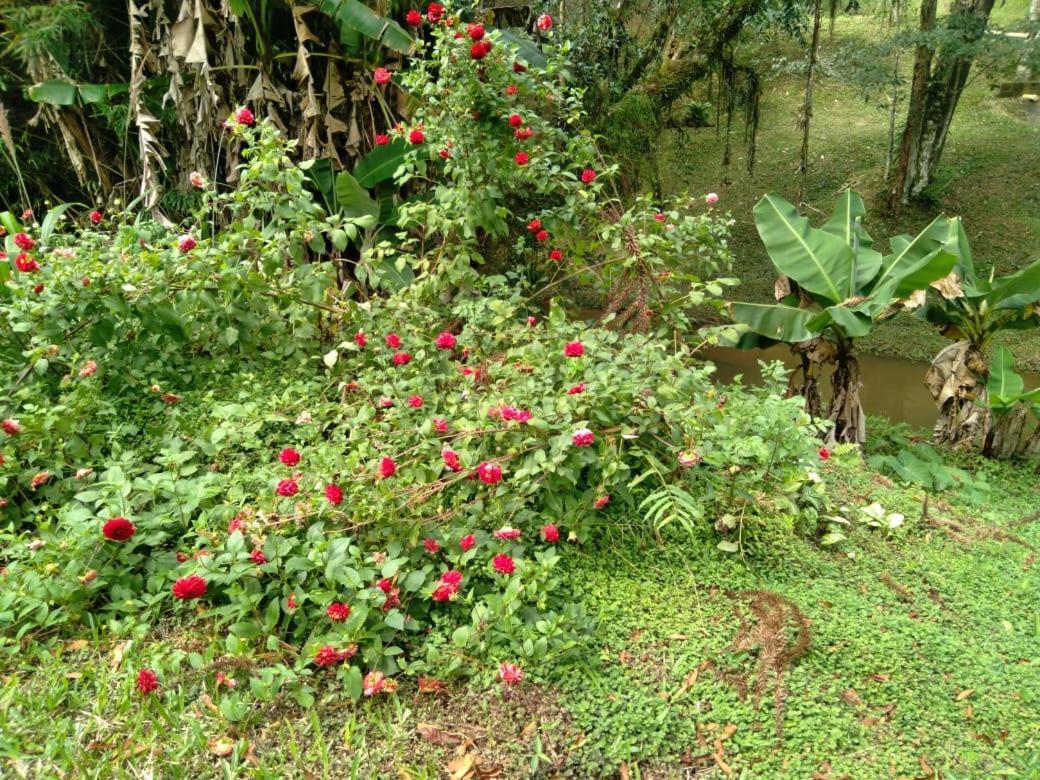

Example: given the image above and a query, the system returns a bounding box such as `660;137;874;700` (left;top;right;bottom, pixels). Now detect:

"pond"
701;345;1040;430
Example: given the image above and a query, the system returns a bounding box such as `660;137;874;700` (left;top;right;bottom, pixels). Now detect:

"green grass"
3;448;1038;777
659;12;1040;370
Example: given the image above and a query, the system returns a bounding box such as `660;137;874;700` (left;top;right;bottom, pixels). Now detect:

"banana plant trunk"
983;406;1029;459
786;337;865;444
827;338;866;445
925;340;990;449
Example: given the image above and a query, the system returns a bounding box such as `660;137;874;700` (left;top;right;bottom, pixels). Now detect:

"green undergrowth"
2;440;1038;778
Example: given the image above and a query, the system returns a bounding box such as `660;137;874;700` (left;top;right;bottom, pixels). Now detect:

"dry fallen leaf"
868;673;890;683
67;639;90;652
841;689;865;708
720;723;737;741
417;723;462;746
446;750;475;780
964;704;974;719
955;688;975;701
109;640;131;670
208;736;236;757
519;720;538;740
713;738;734;778
199;693;220;715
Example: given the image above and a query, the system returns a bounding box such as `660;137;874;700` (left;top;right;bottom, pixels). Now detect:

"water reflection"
700;345;1040;430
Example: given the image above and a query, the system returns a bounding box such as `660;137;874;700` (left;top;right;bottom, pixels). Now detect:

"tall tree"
889;0;997;206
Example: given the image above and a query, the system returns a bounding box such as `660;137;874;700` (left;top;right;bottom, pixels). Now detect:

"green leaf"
987;346;1025;408
384;611;405;630
496;29;548;69
40;203;79;247
304;158;336;212
344;665;363;700
334;171;379;220
314;0;415;53
753;193;853;303
987;257;1040;311
353;140;408;188
27;80;77;105
872;216;948;293
451;625;472;647
729;302;817;342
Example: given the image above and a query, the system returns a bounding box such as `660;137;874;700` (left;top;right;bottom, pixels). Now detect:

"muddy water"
700;345;1040;430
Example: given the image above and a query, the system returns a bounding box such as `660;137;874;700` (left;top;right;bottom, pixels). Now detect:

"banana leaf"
753;193;853;303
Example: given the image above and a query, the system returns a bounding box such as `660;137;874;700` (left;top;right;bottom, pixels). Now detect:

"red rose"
477;461;503;485
379;456;397;478
392;351;412;365
442;447;462;472
567;383;585;395
508;113;523;128
435;331;456;350
572;427;594;447
423;537;441;554
434;417;449;433
235;107;255;126
527;218;542;232
405;9;423;26
513;62;527;73
564;341;585;357
327;602;351;622
385;332;401;349
549;248;563;262
172;574;207;600
426;2;444;22
136;668;159;695
2;418;21;436
375;133;390;146
408;128;425;145
818;446;831;460
594;494;610;509
534;229;549;242
514;127;533;141
250;548;267;565
354;331;366;348
13;232;35;251
441;570;462;587
514;151;529;166
374;67;392;85
431;584;454;602
314;644;343;667
468;23;485;40
470;42;488;60
459;533;476;551
102;516;136;542
581;168;597;184
506;85;518;95
541;523;560;542
279;447;301;466
90;210;102;224
536;13;552;31
408;394;424;408
325;483;344;505
492;553;515;575
275;478;298;497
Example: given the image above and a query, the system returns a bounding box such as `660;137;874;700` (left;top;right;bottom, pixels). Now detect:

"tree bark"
798;0;823;204
828;349;866;445
890;0;997;205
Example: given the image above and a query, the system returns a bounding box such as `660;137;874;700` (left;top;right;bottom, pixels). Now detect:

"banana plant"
982;347;1040;458
909;218;1040;447
728;191;955;444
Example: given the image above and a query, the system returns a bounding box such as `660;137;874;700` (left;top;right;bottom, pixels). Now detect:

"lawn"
659;9;1040;370
4;438;1038;778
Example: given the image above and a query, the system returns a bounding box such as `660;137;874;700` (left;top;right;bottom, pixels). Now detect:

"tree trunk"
983;406;1029;458
890;0;997;205
797;0;823;204
828;349;866;445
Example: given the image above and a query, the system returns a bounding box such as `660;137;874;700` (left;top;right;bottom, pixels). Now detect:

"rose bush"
1;6;823;698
